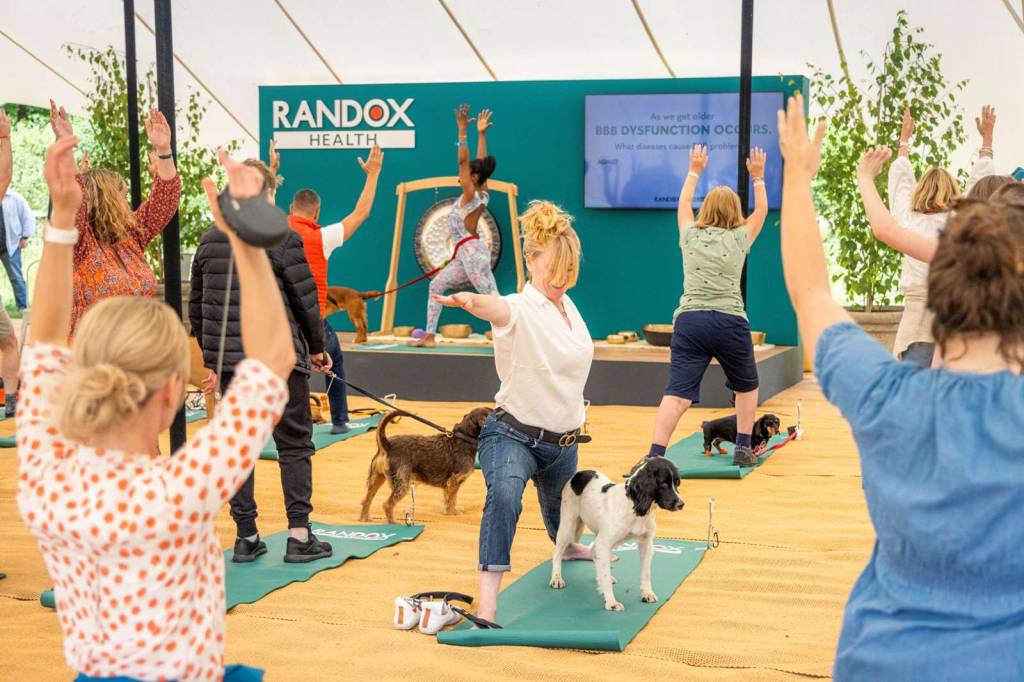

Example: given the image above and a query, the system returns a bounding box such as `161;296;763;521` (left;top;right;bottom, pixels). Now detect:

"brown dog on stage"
360;407;492;524
188;336;216;418
325;286;381;344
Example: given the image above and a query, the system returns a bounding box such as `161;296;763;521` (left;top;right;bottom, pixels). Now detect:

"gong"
413;196;502;275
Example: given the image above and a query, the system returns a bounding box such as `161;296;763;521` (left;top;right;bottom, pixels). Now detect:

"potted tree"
810;10;967;350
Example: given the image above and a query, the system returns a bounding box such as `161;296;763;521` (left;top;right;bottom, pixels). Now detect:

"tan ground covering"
0;376;873;680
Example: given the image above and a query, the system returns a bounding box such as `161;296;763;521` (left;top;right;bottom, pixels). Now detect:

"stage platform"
312;333;803;408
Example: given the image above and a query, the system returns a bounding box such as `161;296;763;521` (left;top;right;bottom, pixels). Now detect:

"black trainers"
330;423;351;435
232;535;267;563
732;446;758;467
284;528;333;563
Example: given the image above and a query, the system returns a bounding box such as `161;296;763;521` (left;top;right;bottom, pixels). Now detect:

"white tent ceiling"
2;0;1023;169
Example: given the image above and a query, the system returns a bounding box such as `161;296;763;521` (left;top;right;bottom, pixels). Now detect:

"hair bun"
520;200;573;245
63;363;149;436
469;155;497;183
944;205;1018;281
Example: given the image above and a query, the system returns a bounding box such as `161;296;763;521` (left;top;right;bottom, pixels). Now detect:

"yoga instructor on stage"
432;199;596;623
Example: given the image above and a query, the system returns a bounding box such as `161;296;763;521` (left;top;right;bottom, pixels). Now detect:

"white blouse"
888;155;994;294
491;282;594;433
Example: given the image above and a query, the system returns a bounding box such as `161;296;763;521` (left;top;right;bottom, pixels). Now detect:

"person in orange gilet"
287;144;384;434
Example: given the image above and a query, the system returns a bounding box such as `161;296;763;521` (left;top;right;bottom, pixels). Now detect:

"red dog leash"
370;234;480;299
754;430;798;459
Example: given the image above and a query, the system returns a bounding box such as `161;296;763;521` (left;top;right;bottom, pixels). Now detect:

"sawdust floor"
0;374;871;680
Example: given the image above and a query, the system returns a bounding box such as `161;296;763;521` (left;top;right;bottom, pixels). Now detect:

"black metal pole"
123;0;142;209
738;0;754;305
154;0;185;451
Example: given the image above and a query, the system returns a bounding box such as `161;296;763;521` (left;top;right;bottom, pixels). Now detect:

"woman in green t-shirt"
644;144;769;467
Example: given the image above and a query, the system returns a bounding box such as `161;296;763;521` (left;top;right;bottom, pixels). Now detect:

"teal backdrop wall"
258;75;806;345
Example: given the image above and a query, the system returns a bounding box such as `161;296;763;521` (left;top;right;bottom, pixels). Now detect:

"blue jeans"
0;246;27;310
900;341;934;368
76;664;263;681
477;411;578;572
323;319;349;425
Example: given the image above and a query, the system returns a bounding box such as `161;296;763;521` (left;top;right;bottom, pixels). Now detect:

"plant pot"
847;307;903;353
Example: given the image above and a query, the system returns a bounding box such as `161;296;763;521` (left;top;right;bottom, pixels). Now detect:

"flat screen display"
584;92;784;210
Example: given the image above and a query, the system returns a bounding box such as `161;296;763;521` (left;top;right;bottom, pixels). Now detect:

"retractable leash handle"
216;186;290;248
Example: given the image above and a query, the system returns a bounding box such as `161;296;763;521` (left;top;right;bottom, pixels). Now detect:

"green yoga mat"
0;435;15;448
358;343;494;356
438;536;706;651
186;408;208;423
225;522;422;609
259;413;383;461
42;521;422;612
626;431;790;479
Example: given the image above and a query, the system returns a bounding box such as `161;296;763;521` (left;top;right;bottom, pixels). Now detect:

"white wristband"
979;146;993;154
44;225;79;245
687;172;700;179
752;178;765;186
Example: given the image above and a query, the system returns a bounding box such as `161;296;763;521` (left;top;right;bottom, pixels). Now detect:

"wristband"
979;146;993;154
752;178;765;185
44;225;79;245
687;171;700;179
157;152;173;160
455;140;467;148
898;142;909;148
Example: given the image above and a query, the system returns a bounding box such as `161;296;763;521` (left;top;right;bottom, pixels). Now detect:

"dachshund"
701;414;781;456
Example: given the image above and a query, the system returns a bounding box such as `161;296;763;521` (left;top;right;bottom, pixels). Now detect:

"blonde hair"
912;168;959;214
82;169;139;245
60;297;190;442
520;200;581;289
695;186;745;229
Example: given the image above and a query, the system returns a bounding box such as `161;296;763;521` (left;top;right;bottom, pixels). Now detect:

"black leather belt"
496;410;591;446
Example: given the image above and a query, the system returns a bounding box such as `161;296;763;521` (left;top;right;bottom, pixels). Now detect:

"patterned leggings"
425;242;498;334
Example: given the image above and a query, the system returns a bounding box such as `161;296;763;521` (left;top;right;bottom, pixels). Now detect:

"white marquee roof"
2;0;1023;169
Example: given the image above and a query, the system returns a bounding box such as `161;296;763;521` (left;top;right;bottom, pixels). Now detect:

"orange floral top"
70;174;181;336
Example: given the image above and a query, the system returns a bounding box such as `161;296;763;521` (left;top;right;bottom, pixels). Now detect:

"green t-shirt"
673;223;749;320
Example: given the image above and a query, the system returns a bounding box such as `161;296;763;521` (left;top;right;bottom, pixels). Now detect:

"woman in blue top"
778;93;1024;680
414;104;498;348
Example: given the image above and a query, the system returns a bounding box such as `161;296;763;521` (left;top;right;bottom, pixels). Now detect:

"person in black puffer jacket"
189;158;335;564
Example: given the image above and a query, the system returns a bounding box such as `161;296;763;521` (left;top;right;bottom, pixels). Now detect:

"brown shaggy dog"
360;407;492;523
325;286;381;343
188;336;216;418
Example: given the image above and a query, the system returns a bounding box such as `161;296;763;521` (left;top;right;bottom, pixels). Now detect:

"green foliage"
65;45;238;279
809;10;967;310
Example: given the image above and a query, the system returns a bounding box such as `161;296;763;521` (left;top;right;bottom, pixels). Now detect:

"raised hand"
476;108;493;133
431;292;474;311
144;109;172;153
777;93;827;180
857;146;892;180
455;104;472;131
688;144;709;175
358;144;383;176
975;105;995;143
49;99;74;140
0;109;10;139
201;149;267;235
746;147;766;179
268;138;280;176
900;107;914;143
43;135;83;218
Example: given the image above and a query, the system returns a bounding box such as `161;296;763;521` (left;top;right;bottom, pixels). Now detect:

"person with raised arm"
0;109;22;416
287;142;384;434
779;92;1024;680
17;140;294;680
433;200;596;624
641;144;769;468
413;104;499;348
47;99;182;337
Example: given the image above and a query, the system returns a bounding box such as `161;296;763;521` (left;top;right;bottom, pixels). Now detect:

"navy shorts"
665;310;759;403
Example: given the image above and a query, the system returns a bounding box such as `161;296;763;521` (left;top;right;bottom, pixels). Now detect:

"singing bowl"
393;326;415;338
440;324;472;339
643;323;674;347
413;196;502;274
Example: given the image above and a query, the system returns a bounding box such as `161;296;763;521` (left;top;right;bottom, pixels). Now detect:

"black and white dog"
549;457;684;611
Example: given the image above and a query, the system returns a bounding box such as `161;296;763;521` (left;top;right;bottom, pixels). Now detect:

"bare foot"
412;334;436;348
442;507;465;516
563;543;619;563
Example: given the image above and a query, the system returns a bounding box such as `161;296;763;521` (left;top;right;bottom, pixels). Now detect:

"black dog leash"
317;369;478;447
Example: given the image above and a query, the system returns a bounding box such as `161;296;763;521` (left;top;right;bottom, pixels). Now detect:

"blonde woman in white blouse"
432;200;596;624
